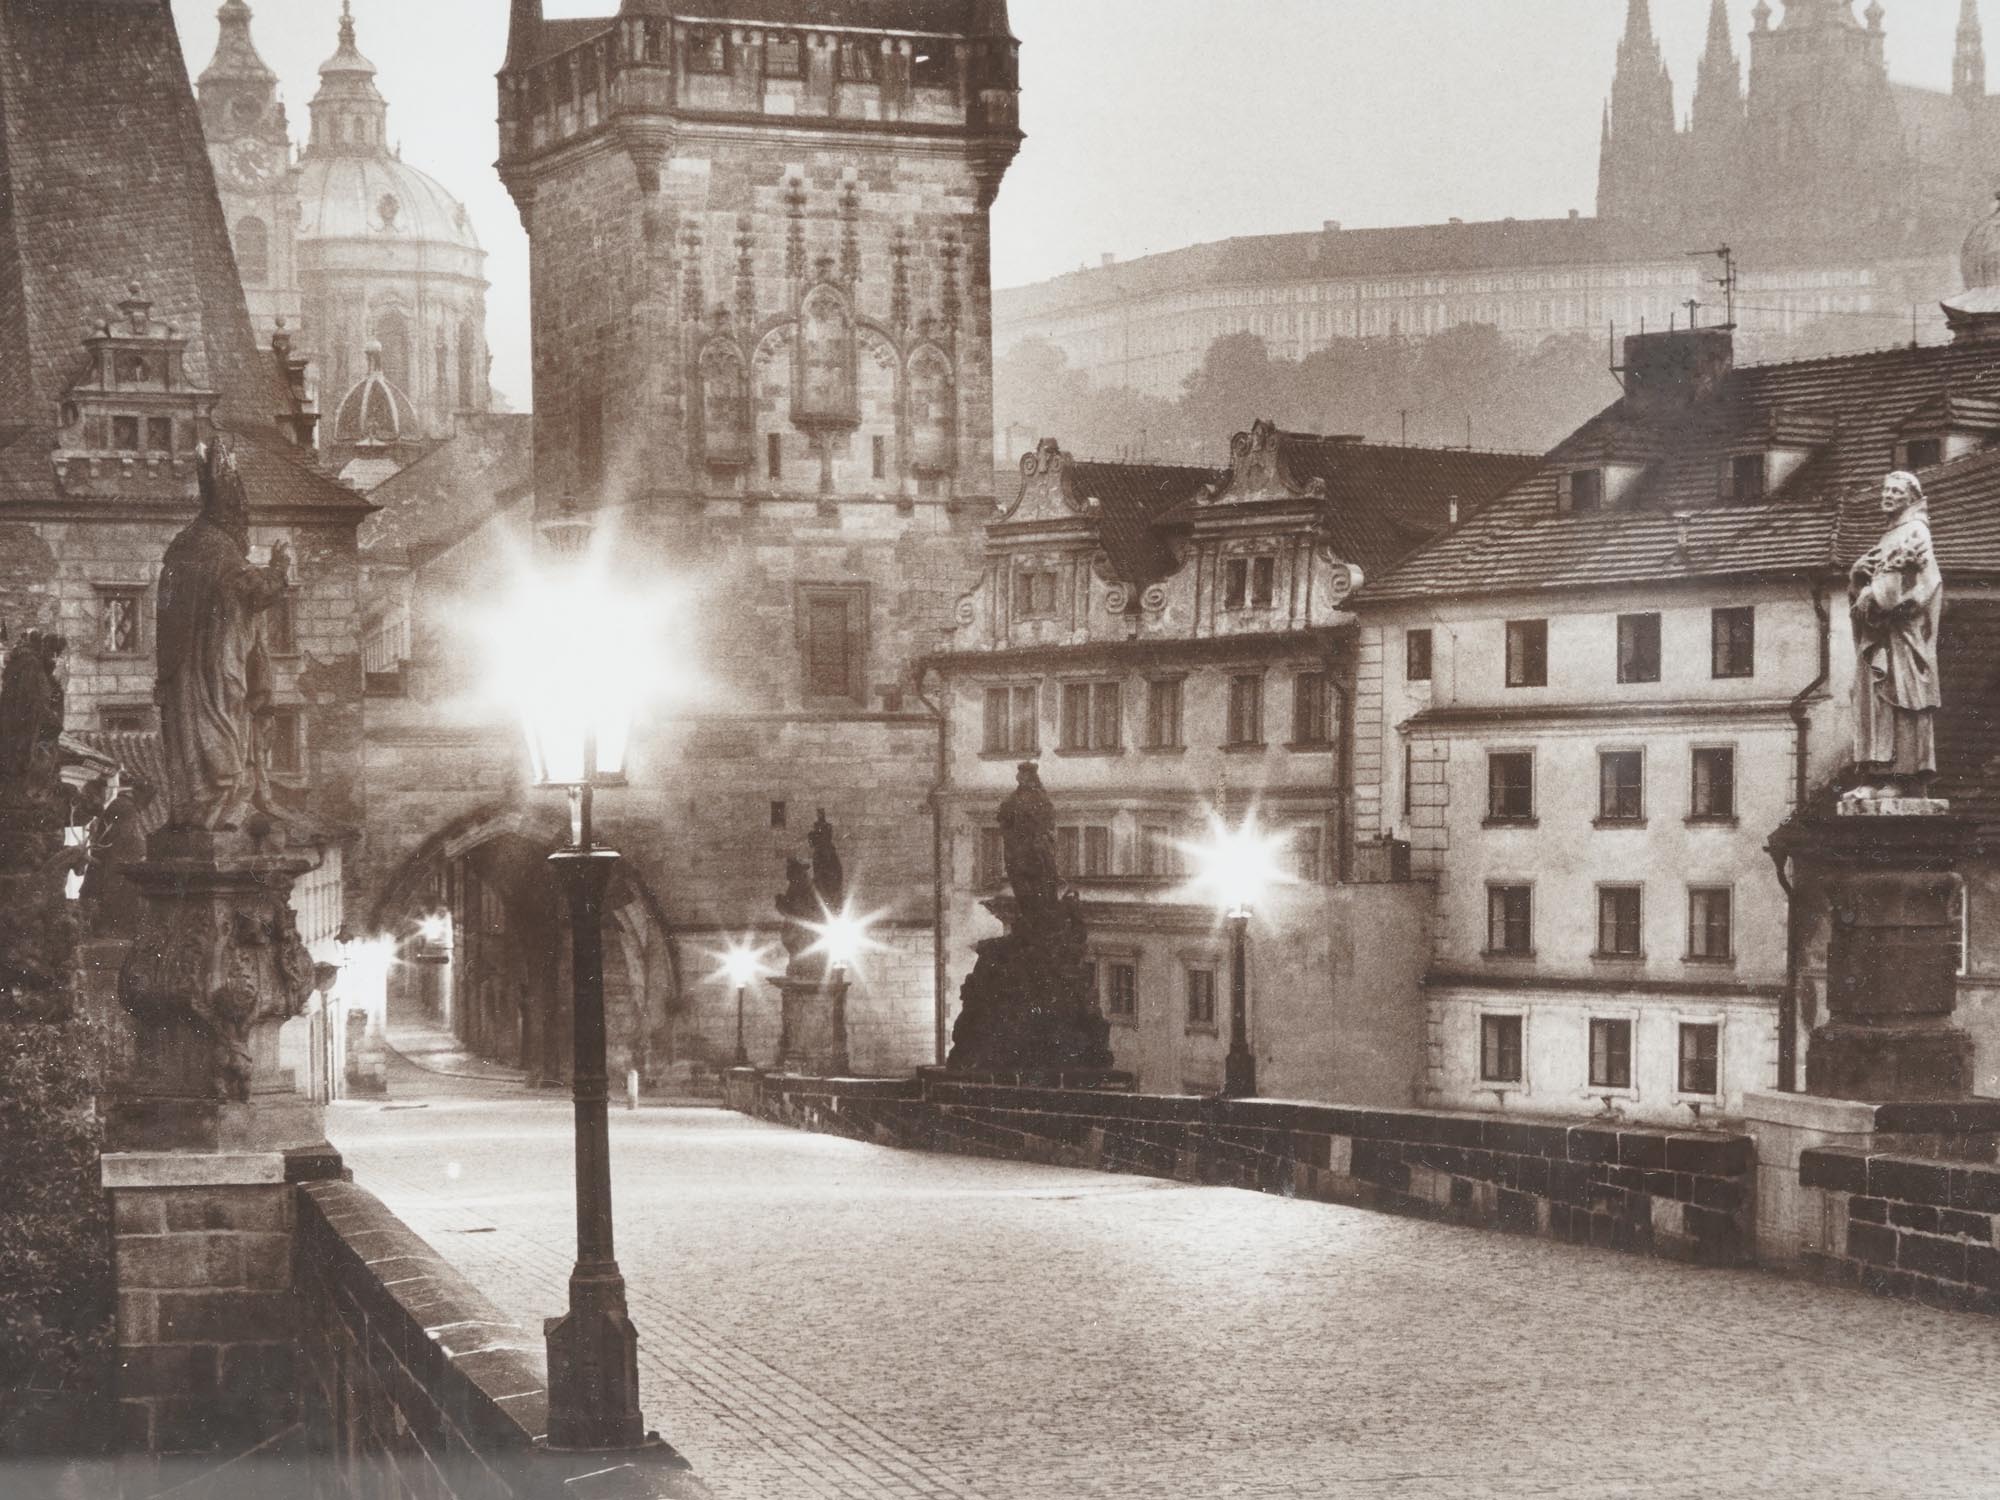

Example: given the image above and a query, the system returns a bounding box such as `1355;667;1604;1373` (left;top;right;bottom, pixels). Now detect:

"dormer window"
1015;568;1058;619
1558;467;1603;514
1223;556;1276;609
1900;437;1943;472
1725;453;1766;503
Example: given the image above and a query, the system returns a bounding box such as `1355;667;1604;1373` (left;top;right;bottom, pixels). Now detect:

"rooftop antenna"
1399;408;1409;446
1685;245;1738;328
1912;303;1921;350
1683;297;1702;329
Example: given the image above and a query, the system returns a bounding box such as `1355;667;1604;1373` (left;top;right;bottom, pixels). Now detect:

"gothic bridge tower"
482;0;1024;1075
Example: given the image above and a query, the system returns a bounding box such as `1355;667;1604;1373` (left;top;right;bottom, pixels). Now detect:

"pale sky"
168;0;1977;406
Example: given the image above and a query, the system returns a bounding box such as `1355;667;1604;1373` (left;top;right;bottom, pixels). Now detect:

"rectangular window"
1226;674;1265;747
1598;750;1643;821
1487;885;1532;955
1597;885;1643;957
1505;619;1547;687
1480;1014;1523;1082
1141;825;1181;878
1145;678;1183;749
765;32;803;78
767;431;783;481
112;415;140;451
798;585;865;702
1589;1018;1633;1090
686;26;729;73
1060;681;1120;752
264;595;296;656
1711;606;1754;679
1292;671;1331;746
1690;747;1736;820
1185;967;1217;1029
1250;555;1276;607
145;416;174;453
839;38;878;81
983;684;1037;755
1106;962;1136;1019
1406;628;1433;682
1292;825;1323;884
1904;437;1943;471
1678;1022;1719;1096
976;826;1004;888
1562;467;1604;514
1223;557;1248;608
1688;887;1733;960
264;707;302;777
100;591;142;656
1015;569;1058;619
1055;826;1080;877
911;42;955;90
1487;751;1534;821
1728;452;1767;502
1616;613;1661;684
1082;825;1111;877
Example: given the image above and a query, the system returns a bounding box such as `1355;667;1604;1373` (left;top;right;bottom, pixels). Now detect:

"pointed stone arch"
906;342;955;475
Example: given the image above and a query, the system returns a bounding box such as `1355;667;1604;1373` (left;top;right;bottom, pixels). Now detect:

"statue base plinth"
1806;1021;1974;1102
773;972;849;1076
109;833;320;1153
1837;797;1951;817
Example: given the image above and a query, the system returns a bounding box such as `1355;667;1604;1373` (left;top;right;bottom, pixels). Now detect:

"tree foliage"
0;1014;112;1458
995;326;1626;465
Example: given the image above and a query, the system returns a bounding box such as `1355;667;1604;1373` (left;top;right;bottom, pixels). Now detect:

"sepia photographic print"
6;0;2000;1495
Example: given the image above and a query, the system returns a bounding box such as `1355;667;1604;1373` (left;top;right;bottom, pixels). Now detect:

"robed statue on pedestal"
156;440;293;831
1844;470;1944;804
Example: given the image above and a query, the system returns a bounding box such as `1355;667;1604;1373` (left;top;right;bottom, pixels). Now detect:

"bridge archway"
370;802;686;1085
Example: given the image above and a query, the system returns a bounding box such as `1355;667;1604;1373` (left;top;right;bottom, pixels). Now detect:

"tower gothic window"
798;286;855;424
908;347;954;473
233;216;270;286
699;345;751;467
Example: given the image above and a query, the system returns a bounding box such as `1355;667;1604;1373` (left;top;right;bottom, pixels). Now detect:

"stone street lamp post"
510;502;654;1453
717;942;768;1068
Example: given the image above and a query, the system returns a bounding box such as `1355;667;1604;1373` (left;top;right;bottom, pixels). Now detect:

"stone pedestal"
774;971;849;1076
109;830;324;1153
1808;861;1972;1103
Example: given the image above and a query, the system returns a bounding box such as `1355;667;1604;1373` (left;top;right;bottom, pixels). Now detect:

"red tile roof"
1363;337;2000;603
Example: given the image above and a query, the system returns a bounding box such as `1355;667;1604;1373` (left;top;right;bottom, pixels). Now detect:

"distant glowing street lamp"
503;500;654;1455
803;901;883;984
714;942;773;1068
1187;812;1290;1099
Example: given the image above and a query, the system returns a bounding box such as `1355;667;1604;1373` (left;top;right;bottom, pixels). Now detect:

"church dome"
295;154;480;253
333;342;420;444
1961;192;2000;293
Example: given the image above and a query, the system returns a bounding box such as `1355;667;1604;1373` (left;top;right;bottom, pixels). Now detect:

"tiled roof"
359;414;534;561
0;1;360;516
1282;439;1538;582
1362;337;2000;603
1835;444;2000;578
1064;459;1223;586
1933;599;2000;829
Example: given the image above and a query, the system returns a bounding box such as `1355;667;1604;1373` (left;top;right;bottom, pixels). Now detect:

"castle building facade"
197;0;491;461
996;1;1995;402
347;0;1024;1086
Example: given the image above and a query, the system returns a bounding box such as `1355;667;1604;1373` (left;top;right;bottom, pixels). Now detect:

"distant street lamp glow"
803;902;886;978
711;941;776;1068
417;912;452;947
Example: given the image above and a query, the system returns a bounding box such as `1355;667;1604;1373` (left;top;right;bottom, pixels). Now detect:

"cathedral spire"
1599;0;1678;223
504;0;544;72
1693;0;1745;128
1958;0;1988;100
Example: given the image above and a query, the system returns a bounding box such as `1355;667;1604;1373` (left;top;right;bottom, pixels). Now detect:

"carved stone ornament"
1140;584;1169;614
953;593;979;628
117;861;315;1102
1104;584;1130;615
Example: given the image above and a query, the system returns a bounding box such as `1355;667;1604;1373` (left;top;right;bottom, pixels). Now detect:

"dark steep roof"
1062;459;1223;586
1933;600;2000;830
359;414;534;561
0;0;359;516
1834;443;2000;579
1363;336;2000;603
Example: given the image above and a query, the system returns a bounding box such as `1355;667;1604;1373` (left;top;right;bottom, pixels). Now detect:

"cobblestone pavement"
329;1060;2000;1500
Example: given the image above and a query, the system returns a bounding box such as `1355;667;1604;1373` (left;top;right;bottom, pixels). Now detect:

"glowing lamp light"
713;942;772;991
1185;812;1291;919
803;903;884;977
417;912;452;947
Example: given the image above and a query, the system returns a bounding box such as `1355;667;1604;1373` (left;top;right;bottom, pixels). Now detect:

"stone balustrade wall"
726;1070;1753;1265
1798;1145;2000;1315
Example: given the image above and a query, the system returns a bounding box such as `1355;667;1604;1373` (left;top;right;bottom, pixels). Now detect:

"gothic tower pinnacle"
1958;0;1988;100
1692;0;1746;131
1598;0;1679;224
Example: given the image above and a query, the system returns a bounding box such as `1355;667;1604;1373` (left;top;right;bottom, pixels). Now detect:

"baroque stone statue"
1844;470;1944;805
0;629;79;1022
776;810;848;981
947;762;1113;1076
156;440;293;831
0;629;66;800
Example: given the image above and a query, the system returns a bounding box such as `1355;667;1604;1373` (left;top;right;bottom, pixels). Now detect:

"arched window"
698;343;750;466
374;311;411;392
796;285;854;424
908;346;955;473
234;217;270;285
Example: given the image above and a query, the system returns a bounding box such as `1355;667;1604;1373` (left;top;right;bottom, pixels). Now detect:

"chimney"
1099;252;1115;268
1621;327;1733;415
1568;208;1581;220
1323;219;1342;233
